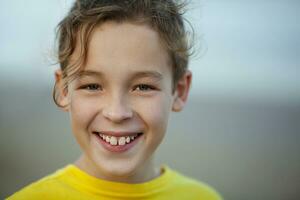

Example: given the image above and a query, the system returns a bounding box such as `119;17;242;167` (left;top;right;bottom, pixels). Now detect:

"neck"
74;154;161;183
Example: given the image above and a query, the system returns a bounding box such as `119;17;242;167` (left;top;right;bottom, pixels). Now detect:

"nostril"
102;105;133;122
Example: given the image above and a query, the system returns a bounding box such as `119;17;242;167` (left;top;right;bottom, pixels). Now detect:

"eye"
80;83;102;91
134;84;155;91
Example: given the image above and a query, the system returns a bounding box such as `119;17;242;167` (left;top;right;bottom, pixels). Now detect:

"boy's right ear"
54;69;70;112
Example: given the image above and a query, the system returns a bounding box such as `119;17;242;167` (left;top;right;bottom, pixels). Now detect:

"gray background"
1;0;299;199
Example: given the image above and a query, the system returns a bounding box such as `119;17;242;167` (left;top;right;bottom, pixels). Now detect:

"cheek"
69;94;97;136
135;94;173;134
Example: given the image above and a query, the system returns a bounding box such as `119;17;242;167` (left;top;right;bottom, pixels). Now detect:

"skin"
55;21;192;183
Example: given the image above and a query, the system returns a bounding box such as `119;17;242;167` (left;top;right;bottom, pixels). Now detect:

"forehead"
71;21;172;79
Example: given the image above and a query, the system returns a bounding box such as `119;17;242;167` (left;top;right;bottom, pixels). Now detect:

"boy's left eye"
133;84;155;91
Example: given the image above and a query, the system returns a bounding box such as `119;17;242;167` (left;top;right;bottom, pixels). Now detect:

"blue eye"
80;84;102;91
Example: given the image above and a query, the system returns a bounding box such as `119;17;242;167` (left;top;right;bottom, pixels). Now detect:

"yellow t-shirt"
7;165;222;200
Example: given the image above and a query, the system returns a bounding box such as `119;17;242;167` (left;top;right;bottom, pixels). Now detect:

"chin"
92;155;142;179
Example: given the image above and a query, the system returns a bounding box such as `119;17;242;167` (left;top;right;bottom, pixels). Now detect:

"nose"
102;95;133;123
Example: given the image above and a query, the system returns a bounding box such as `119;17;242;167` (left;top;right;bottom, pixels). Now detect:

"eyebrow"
77;70;104;79
77;69;163;80
131;71;163;80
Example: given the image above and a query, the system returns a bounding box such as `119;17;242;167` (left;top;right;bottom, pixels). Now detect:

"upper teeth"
99;133;139;146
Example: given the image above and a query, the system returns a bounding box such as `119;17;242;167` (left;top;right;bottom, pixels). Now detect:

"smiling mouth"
93;132;143;146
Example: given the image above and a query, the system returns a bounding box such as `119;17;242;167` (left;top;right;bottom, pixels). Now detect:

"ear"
54;69;70;112
172;70;192;112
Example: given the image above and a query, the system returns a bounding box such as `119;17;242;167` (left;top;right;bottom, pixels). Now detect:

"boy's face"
55;21;191;183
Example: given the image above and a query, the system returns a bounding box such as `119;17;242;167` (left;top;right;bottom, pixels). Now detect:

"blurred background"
1;0;299;199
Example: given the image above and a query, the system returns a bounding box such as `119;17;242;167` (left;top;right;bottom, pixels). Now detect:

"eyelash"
80;84;102;91
133;84;156;92
79;83;156;92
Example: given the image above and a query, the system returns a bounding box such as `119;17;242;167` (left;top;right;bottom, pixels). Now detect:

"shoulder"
165;166;223;200
6;166;70;200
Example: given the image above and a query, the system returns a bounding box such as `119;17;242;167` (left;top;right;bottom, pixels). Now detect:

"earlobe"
171;70;192;112
172;97;184;112
54;69;70;112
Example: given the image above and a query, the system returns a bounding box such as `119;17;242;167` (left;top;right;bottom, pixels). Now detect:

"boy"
8;0;222;199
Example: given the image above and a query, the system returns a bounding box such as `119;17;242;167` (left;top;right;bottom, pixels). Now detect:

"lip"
93;132;143;153
94;131;141;137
